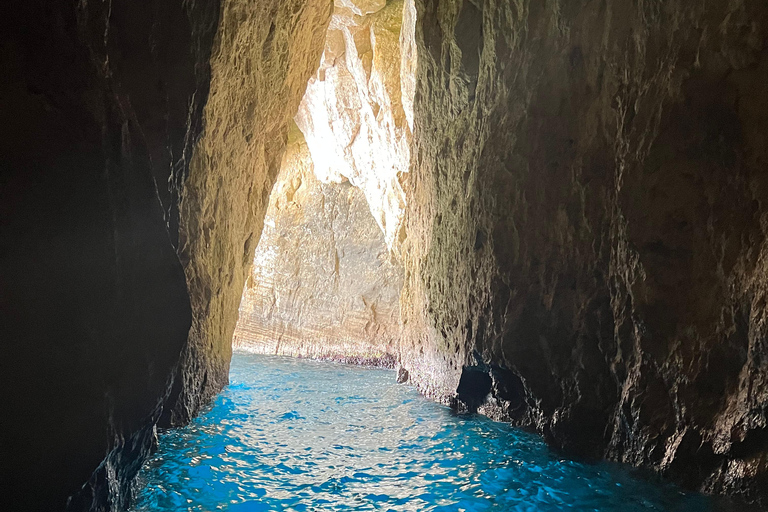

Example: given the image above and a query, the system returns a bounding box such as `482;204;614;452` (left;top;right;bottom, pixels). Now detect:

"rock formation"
0;0;330;510
161;0;332;428
232;0;413;368
233;125;402;366
295;0;413;253
0;1;214;509
399;0;768;504
4;0;768;508
232;0;413;367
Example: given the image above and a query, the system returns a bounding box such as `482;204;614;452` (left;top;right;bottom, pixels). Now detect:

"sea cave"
2;0;768;510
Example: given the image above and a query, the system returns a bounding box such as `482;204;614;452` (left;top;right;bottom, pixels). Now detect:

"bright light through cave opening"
232;0;416;367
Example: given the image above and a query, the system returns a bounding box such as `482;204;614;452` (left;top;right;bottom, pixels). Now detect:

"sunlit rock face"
233;126;402;365
295;0;413;253
231;0;413;368
162;0;332;426
401;0;768;503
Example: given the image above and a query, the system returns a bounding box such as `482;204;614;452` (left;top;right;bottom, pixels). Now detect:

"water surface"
132;353;717;511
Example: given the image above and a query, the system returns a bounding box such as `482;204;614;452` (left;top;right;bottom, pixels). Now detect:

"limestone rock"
7;0;768;507
400;0;768;503
295;0;413;253
233;125;402;366
162;0;332;426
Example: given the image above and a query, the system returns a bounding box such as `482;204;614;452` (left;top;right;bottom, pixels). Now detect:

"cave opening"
131;1;755;510
231;0;412;367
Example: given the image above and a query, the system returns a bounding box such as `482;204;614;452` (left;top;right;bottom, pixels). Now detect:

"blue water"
131;353;717;511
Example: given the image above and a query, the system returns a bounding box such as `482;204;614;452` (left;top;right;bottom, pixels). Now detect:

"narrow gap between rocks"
232;0;413;370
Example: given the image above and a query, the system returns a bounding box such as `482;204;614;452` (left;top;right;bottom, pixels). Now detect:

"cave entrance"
231;0;416;367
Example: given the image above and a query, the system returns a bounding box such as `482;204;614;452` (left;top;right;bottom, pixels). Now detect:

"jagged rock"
0;0;330;510
0;1;216;509
295;0;413;253
399;0;768;503
233;125;401;367
231;0;412;370
161;0;332;427
5;0;768;508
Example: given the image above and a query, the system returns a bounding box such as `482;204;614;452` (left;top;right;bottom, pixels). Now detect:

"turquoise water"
131;353;715;512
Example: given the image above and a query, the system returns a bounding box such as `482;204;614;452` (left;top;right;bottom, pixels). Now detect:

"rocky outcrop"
233;125;402;366
295;0;413;253
0;0;330;510
400;0;768;503
6;0;768;507
161;0;332;428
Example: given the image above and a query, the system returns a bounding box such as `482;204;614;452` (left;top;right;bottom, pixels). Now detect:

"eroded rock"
231;0;413;371
233;125;402;367
399;0;768;503
0;0;331;509
295;0;413;253
0;0;216;509
162;0;333;427
6;0;768;507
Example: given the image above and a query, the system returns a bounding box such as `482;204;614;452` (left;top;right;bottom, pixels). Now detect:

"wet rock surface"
233;126;402;367
399;0;768;504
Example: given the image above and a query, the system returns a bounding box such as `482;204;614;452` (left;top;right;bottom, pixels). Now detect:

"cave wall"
161;0;332;427
0;0;331;510
233;126;402;365
0;1;216;510
400;0;768;502
6;0;768;507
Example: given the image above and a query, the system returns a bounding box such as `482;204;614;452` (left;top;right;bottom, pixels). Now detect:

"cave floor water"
132;353;723;512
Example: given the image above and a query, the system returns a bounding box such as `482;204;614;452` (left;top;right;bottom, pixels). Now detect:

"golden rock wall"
163;0;334;425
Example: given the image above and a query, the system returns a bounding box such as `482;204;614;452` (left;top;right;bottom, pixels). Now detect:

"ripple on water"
132;353;717;512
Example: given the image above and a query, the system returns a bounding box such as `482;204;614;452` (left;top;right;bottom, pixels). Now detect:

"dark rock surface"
399;0;768;504
0;1;216;510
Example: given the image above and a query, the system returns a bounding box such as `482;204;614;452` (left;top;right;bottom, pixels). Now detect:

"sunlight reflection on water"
131;353;714;512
